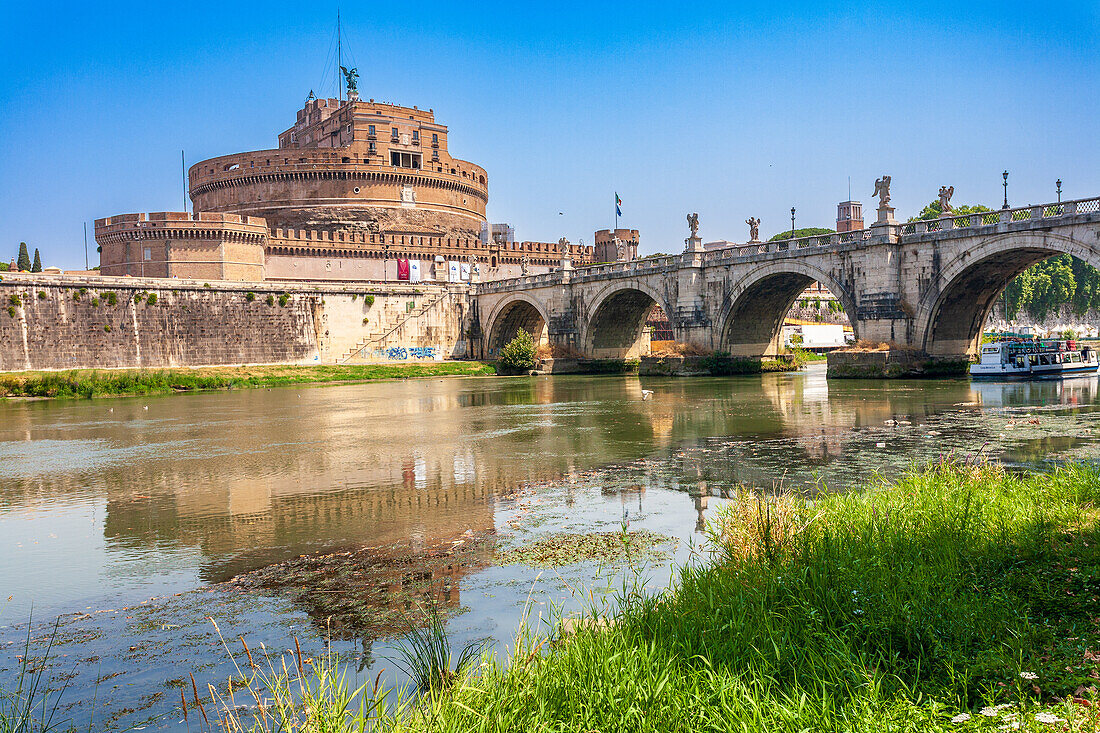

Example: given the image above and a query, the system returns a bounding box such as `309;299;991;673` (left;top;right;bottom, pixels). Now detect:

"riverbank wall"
826;349;968;378
0;274;470;372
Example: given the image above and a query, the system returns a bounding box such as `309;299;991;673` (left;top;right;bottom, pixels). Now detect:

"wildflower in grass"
982;704;1014;717
1019;671;1038;680
1034;712;1064;724
950;712;971;723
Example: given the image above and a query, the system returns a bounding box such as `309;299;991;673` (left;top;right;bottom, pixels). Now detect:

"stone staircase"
338;291;450;363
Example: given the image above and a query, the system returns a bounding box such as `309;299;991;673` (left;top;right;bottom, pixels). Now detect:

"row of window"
366;124;438;146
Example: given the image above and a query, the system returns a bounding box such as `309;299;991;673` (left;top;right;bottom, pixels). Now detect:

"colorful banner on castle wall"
397;258;410;281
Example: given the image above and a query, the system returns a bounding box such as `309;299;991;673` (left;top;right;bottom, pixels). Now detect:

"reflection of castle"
96;97;594;282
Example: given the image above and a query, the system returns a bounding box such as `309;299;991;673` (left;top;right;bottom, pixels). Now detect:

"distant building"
836;200;864;233
594;229;639;263
703;240;738;251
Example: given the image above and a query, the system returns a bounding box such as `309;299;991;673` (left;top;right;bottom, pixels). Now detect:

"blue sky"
1;1;1097;268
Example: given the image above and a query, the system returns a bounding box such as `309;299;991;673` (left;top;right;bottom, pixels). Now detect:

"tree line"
6;242;43;272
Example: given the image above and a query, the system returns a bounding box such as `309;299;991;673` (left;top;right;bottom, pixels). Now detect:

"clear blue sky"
1;1;1097;268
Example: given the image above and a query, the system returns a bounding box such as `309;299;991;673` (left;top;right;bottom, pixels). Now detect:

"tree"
768;227;834;242
498;329;537;373
909;200;992;222
16;242;30;272
31;249;41;273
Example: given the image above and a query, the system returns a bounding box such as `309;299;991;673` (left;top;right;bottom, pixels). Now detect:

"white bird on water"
641;389;654;401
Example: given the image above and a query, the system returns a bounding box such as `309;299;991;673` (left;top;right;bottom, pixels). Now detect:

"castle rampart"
0;274;470;371
95;212;268;281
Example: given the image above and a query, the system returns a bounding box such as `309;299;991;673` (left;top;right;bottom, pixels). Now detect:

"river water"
1;366;1098;729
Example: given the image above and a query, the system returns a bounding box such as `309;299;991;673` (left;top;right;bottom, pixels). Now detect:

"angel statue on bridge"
687;212;699;238
746;217;760;242
938;185;955;213
340;66;359;96
873;175;892;208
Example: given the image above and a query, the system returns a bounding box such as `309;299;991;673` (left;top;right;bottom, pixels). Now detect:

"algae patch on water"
227;532;495;641
494;530;675;567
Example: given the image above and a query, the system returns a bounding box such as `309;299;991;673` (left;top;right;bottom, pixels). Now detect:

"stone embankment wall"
0;274;469;372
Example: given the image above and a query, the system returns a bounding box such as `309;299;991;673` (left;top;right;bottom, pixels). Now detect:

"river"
1;366;1098;729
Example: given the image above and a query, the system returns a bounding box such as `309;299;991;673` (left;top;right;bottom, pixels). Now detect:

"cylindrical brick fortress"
188;99;488;239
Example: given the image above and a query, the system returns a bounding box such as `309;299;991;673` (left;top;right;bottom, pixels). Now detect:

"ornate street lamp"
1056;179;1062;203
790;207;796;238
1002;170;1009;209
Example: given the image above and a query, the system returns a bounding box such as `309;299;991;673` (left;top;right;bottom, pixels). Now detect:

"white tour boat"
970;339;1099;379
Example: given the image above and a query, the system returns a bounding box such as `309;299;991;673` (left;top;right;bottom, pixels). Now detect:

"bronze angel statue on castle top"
340;66;358;95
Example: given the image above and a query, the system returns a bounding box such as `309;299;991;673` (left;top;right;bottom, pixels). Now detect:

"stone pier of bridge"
470;196;1100;375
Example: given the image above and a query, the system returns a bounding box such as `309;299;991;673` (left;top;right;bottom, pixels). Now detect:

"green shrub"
246;291;255;302
6;306;15;318
203;283;211;288
37;290;46;300
351;293;358;301
9;293;21;307
364;295;375;307
103;324;111;332
266;294;275;306
105;291;117;306
146;293;158;305
72;291;81;301
278;293;290;307
90;297;100;307
499;329;538;373
363;317;369;324
133;292;144;303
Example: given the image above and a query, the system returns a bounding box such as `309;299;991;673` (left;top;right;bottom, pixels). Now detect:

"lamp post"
790;207;796;238
1002;170;1009;210
1056;179;1062;203
383;242;390;283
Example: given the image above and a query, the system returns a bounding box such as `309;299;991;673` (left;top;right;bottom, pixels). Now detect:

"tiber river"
1;365;1099;730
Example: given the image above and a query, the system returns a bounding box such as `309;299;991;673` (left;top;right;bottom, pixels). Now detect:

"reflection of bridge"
473;196;1100;364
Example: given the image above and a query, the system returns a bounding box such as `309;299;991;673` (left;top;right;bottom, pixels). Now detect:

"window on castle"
391;127;399;140
368;125;376;137
412;130;419;143
143;248;152;261
390;151;422;169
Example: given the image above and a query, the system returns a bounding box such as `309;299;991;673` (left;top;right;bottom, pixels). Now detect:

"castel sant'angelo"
96;83;605;283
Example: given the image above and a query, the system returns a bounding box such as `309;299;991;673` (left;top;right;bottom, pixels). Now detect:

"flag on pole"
615;193;622;217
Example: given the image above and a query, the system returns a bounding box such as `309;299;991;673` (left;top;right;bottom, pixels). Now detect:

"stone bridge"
470;195;1100;366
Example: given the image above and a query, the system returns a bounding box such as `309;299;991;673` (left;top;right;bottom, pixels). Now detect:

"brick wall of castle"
0;275;470;371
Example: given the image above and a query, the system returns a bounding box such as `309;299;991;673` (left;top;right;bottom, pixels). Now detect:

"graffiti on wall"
372;346;440;361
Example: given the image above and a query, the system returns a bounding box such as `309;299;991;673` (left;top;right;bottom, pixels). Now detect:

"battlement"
266;227;594;261
95;212;268;233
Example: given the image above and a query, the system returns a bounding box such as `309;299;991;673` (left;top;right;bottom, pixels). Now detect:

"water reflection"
2;369;1099;617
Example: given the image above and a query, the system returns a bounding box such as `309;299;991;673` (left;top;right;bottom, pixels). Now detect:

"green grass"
790;345;829;362
202;460;1100;732
0;362;497;399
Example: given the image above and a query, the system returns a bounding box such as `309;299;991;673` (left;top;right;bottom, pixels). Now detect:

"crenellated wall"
0;275;471;372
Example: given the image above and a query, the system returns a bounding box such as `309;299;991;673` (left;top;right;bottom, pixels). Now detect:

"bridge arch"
484;294;550;357
581;281;676;359
717;262;856;357
917;231;1100;359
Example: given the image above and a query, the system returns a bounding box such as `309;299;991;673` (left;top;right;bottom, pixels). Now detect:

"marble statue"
746;217;760;242
687;213;699;238
873;176;892;208
938;185;955;213
520;254;530;275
